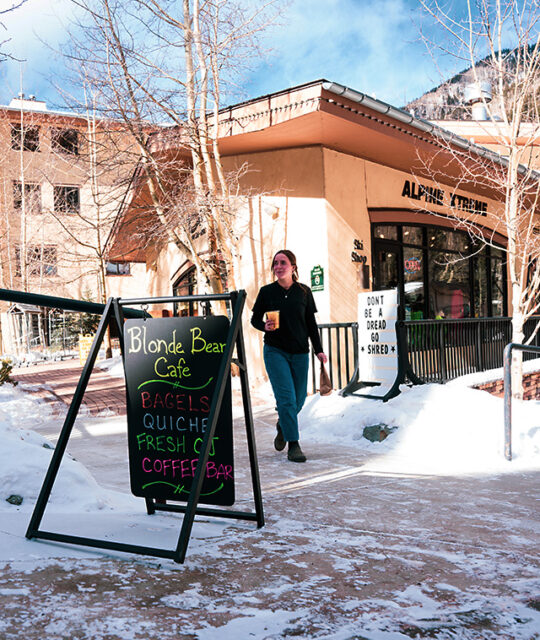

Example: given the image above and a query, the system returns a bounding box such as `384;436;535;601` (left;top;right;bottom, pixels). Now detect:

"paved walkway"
2;360;539;639
11;358;127;415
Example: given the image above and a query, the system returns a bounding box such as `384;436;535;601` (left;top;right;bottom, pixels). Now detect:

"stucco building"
0;95;145;355
106;79;539;375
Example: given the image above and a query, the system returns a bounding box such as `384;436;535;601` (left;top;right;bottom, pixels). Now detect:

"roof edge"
322;80;540;181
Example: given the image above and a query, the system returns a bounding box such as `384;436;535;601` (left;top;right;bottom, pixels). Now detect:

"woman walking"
251;250;327;462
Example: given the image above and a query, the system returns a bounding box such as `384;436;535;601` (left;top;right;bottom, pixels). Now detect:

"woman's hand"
316;352;328;364
264;319;277;331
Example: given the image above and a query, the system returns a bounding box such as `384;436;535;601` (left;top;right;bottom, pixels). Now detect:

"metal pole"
0;288;146;318
174;291;246;563
503;342;540;462
231;291;264;529
503;343;513;462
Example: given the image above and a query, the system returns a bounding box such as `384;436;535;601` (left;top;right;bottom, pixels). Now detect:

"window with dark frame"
13;181;42;213
106;261;131;275
14;246;21;277
173;267;197;316
14;245;57;277
372;223;507;318
54;185;80;214
11;123;40;151
51;128;79;155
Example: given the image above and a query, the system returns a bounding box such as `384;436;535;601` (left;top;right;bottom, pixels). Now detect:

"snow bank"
300;382;540;475
0;384;126;513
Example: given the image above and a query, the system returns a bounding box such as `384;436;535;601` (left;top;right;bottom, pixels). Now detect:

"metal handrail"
0;288;146;318
312;316;540;394
503;342;540;461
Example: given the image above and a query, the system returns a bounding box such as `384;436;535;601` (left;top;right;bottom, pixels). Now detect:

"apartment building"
0;95;144;355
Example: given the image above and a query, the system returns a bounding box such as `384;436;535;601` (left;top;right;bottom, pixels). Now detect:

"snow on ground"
99;354;540;475
2;358;539;532
0;383;117;512
300;379;540;476
0;359;539;639
96;354;124;379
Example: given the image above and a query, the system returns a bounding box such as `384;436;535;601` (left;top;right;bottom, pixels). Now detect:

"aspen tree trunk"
17;106;28;292
419;0;540;399
184;0;226;305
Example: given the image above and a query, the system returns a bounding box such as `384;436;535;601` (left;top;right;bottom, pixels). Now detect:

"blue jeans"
263;344;309;442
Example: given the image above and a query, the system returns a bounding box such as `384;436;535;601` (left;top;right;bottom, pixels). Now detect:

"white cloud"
243;0;442;106
0;0;77;106
0;0;478;110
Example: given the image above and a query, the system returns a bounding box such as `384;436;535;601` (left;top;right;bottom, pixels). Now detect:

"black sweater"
251;281;323;355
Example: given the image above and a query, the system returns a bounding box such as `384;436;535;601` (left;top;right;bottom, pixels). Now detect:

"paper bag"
319;364;332;396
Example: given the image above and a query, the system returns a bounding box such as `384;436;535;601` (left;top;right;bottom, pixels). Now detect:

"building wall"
130;140;519;377
224;145;329;378
432;120;540;170
0;104;142;354
132;146;330;378
323;149;371;323
364;160;504;220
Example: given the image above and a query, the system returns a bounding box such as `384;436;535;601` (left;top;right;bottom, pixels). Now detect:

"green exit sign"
311;265;324;291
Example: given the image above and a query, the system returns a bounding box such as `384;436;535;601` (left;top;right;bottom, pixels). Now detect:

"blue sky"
0;0;462;111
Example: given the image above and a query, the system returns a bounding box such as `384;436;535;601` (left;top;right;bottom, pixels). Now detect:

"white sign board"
358;289;398;384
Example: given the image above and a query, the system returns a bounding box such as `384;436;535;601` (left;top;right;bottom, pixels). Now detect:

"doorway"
372;242;399;291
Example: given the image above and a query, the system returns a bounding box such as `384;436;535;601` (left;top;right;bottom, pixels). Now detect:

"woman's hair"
271;249;299;282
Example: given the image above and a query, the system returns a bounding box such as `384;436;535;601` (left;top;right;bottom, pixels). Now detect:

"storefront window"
372;223;505;318
373;225;398;241
473;252;488;317
403;246;424;319
428;228;469;253
402;226;423;246
429;251;471;318
491;257;505;317
373;244;399;290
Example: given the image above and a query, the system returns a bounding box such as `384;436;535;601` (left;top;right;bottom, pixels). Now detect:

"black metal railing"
0;288;146;364
405;315;540;383
311;316;540;392
310;322;358;393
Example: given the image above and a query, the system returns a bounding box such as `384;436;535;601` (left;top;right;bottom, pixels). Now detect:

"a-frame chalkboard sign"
26;291;264;564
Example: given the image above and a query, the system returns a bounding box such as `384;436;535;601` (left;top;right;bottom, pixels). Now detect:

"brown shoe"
287;441;306;463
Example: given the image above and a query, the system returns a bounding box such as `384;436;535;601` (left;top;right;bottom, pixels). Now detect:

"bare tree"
0;1;28;62
0;104;45;293
63;0;281;299
418;0;540;397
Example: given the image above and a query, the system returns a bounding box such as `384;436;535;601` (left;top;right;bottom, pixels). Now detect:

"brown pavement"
11;358;127;416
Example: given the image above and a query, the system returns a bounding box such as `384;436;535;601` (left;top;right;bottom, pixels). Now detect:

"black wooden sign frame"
26;290;264;564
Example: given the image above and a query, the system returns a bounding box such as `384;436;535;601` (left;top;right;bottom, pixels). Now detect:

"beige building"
106;80;538;375
0;95;145;355
431;119;540;169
